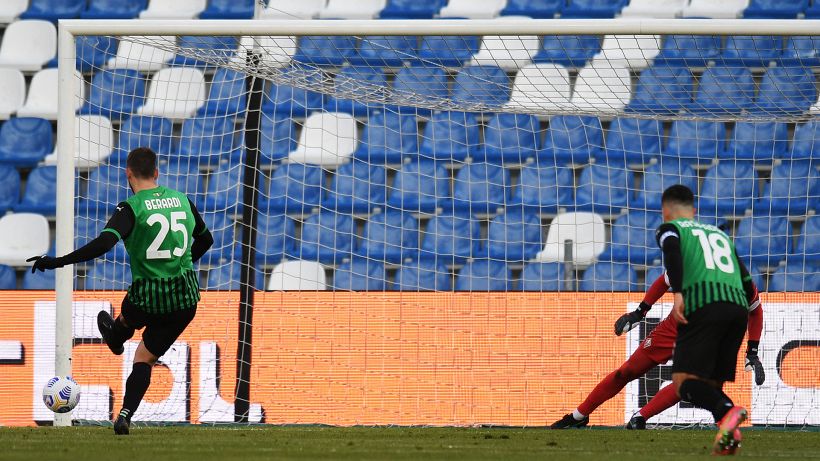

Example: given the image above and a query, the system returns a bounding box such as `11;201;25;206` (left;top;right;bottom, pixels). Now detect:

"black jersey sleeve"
188;198;213;263
102;202;136;241
54;204;134;266
656;223;683;293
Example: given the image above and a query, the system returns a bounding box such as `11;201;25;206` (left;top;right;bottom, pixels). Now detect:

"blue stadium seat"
15;166;53;215
451;65;511;109
807;0;820;18
176;115;237;163
82;0;147;19
116;116;174;160
200;212;237;265
0;166;20;213
0;118;53;167
332;258;387;291
756;160;820;216
626;66;693;116
655;35;721;67
790;119;820;161
416;35;481;67
575;164;631;214
580;262;638;292
598;211;663;265
293;36;358;67
743;0;808;18
392;259;450;291
349;35;418;67
455;260;511;291
485;210;543;261
538;115;604;165
263;162;324;214
561;0;629;18
532;35;600;67
78;69;145;121
206;263;266;290
519;262;564;291
169;36;238;67
722;121;789;163
766;261;820;292
259;113;297;165
199;0;255;19
446;162;510;215
294;211;357;263
420;213;481;264
389;66;448;117
23;268;55;290
735;215;791;269
199;69;246;117
387;161;450;213
20;0;84;21
754;66;817;116
600;117;663;165
380;0;446;18
0;265;15;289
632;161;698;210
419;111;480;162
479;113;540;163
326;66;387;116
688;67;754;115
780;36;820;67
256;212;297;267
796;215;820;262
699;161;760;217
357;210;419;263
644;265;666;290
508;164;574;213
48;36;118;73
322;160;387;212
353;109;418;163
85;262;131;290
665;119;726;165
159;160;202;195
262;69;325;117
196;159;243;214
721;36;782;67
500;0;563;17
82;164;129;214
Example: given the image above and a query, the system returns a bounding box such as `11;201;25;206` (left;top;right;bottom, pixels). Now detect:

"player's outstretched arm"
188;198;213;264
744;278;765;385
615;273;670;336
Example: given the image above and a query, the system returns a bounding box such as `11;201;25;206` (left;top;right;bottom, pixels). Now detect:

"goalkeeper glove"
26;255;63;273
615;302;651;336
744;340;765;386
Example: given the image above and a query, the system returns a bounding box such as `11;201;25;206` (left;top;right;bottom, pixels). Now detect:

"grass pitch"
2;426;819;460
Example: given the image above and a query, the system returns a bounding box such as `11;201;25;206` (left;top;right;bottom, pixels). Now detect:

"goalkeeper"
551;272;763;430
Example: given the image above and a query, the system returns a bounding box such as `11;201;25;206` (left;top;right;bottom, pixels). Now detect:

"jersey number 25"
146;211;188;260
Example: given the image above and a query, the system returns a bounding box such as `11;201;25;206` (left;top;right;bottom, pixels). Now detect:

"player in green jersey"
656;185;756;455
27;147;214;435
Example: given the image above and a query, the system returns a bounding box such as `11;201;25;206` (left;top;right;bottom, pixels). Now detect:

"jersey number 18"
691;229;735;274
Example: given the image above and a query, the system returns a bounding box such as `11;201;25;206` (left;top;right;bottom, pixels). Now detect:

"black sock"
120;362;152;420
679;379;734;422
113;318;135;345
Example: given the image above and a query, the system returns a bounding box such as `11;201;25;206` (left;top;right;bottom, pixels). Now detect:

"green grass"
2;426;819;460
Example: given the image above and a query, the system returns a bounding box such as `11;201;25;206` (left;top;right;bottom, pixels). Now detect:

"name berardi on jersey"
144;197;183;211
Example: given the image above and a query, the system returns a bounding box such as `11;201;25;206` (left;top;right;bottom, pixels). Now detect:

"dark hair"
126;147;157;179
661;184;695;207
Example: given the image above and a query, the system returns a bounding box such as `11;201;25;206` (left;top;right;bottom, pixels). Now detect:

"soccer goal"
46;18;820;428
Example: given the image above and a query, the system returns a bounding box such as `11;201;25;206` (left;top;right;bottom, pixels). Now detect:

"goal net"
44;19;820;429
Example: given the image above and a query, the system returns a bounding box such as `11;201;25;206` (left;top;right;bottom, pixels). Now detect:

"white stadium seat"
318;0;386;19
18;69;86;120
620;0;689;18
0;0;28;24
288;112;358;167
45;115;114;169
234;36;297;68
107;37;176;72
260;0;327;19
0;69;25;120
504;63;571;112
469;33;541;70
267;260;327;291
571;63;632;114
137;67;206;119
681;0;749;18
440;0;507;18
0;20;56;72
0;213;50;267
593;35;661;70
535;212;606;267
139;0;207;19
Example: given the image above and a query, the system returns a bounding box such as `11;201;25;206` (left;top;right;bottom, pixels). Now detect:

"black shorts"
672;301;748;382
120;296;197;358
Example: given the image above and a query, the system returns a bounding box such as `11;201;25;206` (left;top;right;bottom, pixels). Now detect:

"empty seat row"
3;0;254;23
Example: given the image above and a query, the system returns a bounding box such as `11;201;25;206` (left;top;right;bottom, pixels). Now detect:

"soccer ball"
42;376;81;413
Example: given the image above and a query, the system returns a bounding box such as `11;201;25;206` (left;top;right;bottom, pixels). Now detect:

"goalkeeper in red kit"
550;272;764;429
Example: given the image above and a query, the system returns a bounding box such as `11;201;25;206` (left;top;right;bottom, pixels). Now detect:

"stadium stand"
0;20;56;72
319;0;385;19
507;163;575;213
575;163;631;215
140;0;207;19
620;0;689;18
137;67;206;119
469;34;541;70
767;261;820;292
198;0;255;19
505;63;572;113
599;211;663;266
390;65;449;116
599;117;663;165
325;66;387;116
485;209;544;261
20;0;84;22
295;211;357;263
0;264;18;289
440;0;507;18
259;113;297;164
206;262;265;290
14;166;55;215
392;259;451;291
790;119;820;160
0;69;25;120
288;112;358;167
665;119;726;164
196;159;243;214
479;113;541;163
562;0;630;18
349;36;418;67
416;35;481;67
535;212;606;266
533;35;600;66
654;34;722;66
357;210;419;263
454;259;511;291
734;215;791;268
78;69;146;121
688;66;755;115
267;260;327;291
519;262;565;291
755;160;820;215
332;258;387;291
721;35;783;67
500;0;564;18
743;0;809;18
169;36;239;68
539;115;604;164
419;212;482;264
262;162;325;214
681;0;750;18
256;212;297;267
18;69;85;120
176;115;237;162
23;268;55;290
116;115;174;159
0;213;49;266
754;66;817;115
386;161;450;213
379;0;446;19
321;160;387;212
445;162;510;214
0;0;27;24
580;262;639;292
592;35;661;70
261;0;327;19
699;161;761;217
352;109;419;163
0;166;20;214
82;0;148;19
158;160;202;198
419;111;480;162
632;160;699;211
626;66;693;115
796;215;820;262
722;121;789;163
571;63;632;114
199;212;238;265
293;35;357;66
0;117;53;167
107;38;174;72
781;36;820;66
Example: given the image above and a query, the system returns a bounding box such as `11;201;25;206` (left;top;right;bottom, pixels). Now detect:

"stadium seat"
808;92;820;115
107;38;176;72
318;0;385;18
349;35;417;67
259;113;297;165
575;164;631;215
23;267;55;290
681;0;750;18
289;112;358;167
176;115;237;163
722;121;788;163
539;115;604;164
451;65;511;109
0;213;49;266
416;35;481;67
755;160;820;216
571;63;632;114
325;66;387;116
14;166;54;215
78;69;146;121
780;36;820;67
626;66;693;116
479;113;541;163
321;160;387;212
419;111;480;162
508;164;575;213
137;67;206;119
504;63;572;113
357;210;418;263
199;69;246;117
82;0;147;19
158;160;202;197
261;0;327;19
0;0;28;24
598;211;663;265
632;160;699;210
294;211;357;263
115;116;174;161
267;260;327;291
469;34;541;71
199;212;237;265
390;66;448;116
205;263;266;290
0;69;24;119
46;34;119;73
293;35;357;67
140;0;206;19
379;0;446;18
332;258;387;291
455;260;511;291
789;119;820;161
392;259;450;291
767;262;820;292
562;0;629;18
0;265;15;289
262;162;324;213
20;0;83;21
500;0;563;17
807;0;820;17
600;117;663;165
440;0;506;18
533;35;600;67
0;117;53;167
699;161;760;217
420;213;481;264
535;212;607;266
0;20;56;71
262;69;324;117
0;166;20;213
446;162;510;215
199;0;255;19
66;115;114;168
688;66;754;115
256;212;297;267
579;262;638;292
387;161;450;213
233;35;297;69
620;0;688;18
485;209;543;261
85;262;131;290
17;69;84;120
82;164;130;214
796;215;820;262
743;0;808;18
197;158;246;214
592;35;661;70
734;216;791;269
754;66;817;116
169;36;239;68
654;35;721;67
721;35;782;67
353;109;419;163
665;119;726;164
519;262;564;291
